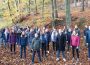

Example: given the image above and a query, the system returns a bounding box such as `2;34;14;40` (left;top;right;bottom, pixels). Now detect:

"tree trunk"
53;0;58;18
8;0;14;23
35;0;37;14
65;0;71;28
28;0;31;14
74;0;77;7
42;0;44;22
14;0;19;12
81;0;85;11
51;0;55;27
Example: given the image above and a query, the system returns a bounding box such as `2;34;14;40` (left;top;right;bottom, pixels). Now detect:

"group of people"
0;24;90;64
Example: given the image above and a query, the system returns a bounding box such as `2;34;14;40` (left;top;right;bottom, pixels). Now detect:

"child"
19;31;28;58
71;31;80;62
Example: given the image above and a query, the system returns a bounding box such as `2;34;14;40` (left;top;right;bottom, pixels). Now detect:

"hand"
84;36;86;39
70;46;72;48
76;46;79;49
87;43;88;46
66;41;68;43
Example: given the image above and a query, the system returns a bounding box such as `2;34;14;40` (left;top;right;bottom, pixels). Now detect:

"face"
85;25;88;28
59;29;62;34
22;31;25;35
30;28;33;32
12;29;14;33
68;28;71;32
35;33;38;38
75;25;78;28
72;31;76;35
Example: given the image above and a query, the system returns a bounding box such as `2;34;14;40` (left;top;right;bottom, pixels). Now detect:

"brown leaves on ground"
0;37;90;65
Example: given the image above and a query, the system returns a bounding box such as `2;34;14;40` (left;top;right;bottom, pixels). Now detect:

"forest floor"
0;37;90;65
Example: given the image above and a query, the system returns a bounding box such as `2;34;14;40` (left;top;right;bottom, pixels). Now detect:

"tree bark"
53;0;58;18
35;0;37;14
8;0;14;23
65;0;71;28
81;0;85;11
28;0;31;14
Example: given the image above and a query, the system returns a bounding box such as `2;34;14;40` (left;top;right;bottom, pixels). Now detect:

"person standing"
66;28;72;52
86;26;90;61
3;28;9;48
56;29;66;62
71;31;80;62
9;29;17;54
45;28;51;53
51;28;58;52
28;28;35;52
31;33;42;64
19;31;28;58
40;30;47;57
83;25;88;46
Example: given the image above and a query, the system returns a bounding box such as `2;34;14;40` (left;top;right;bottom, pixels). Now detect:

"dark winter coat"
19;35;28;46
56;33;66;51
9;32;17;44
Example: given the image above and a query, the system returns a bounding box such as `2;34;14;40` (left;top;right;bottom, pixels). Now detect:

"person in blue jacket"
16;28;22;45
86;26;90;61
19;31;28;58
0;29;3;47
66;28;72;52
27;28;35;52
40;30;46;57
45;28;51;53
4;28;10;49
83;25;89;46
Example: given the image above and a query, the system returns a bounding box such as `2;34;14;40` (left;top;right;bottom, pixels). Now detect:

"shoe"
72;58;74;62
47;51;49;53
32;62;34;64
88;58;90;61
63;58;66;62
56;58;59;61
76;58;79;62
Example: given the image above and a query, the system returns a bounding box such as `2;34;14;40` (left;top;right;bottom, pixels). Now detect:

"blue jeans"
88;47;90;58
32;50;41;63
56;50;65;58
20;45;26;58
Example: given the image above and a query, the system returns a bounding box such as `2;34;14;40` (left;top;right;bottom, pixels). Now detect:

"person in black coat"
66;28;72;52
56;29;66;62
